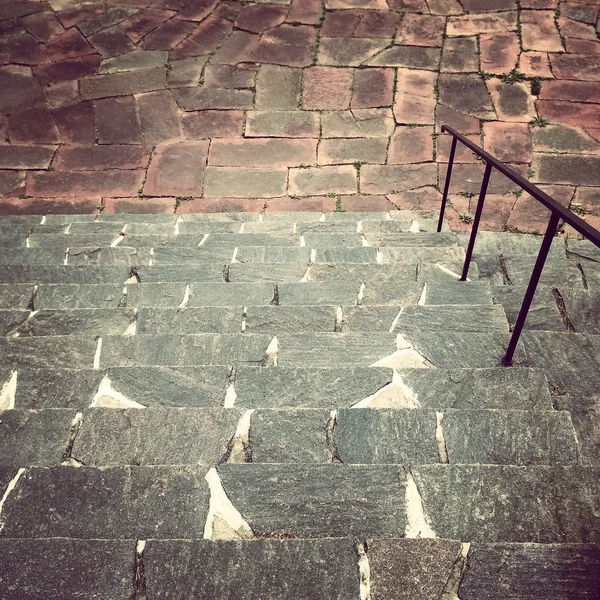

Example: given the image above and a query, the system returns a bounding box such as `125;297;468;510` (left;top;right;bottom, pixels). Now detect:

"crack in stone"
271;284;279;306
0;468;26;533
203;467;254;540
388;307;404;333
551;287;575;332
178;284;191;309
435;263;467;281
133;540;147;600
62;411;83;465
356;283;365;306
326;410;343;463
440;542;471;600
404;467;436;539
224;409;254;464
127;267;141;284
231;247;239;263
117;286;128;308
198;234;209;247
0;371;17;410
576;263;589;290
499;254;513;286
90;374;146;409
355;539;371;600
27;285;38;311
436;411;449;464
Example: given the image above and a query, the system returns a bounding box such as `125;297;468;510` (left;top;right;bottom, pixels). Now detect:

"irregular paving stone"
388;127;434;164
53;145;149;171
447;11;518;36
0;284;35;309
352;68;394;108
99;334;271;367
335;409;439;464
483;122;532;163
0;539;135;600
144;141;209;197
79;67;167;100
368;539;462;600
520;10;565;52
321;109;395;138
318;37;388;66
246;111;319;137
441;37;479;73
235;366;394;409
519;51;553;78
396;13;445;47
361;164;438;195
531;124;600;155
487;79;536;122
561;288;600;335
539;80;600;104
167;56;207;88
0;465;210;538
209;139;317;167
289;166;357;196
0;409;74;467
367;45;441;70
250;409;331;463
393;95;436;125
88;26;136;58
204;168;287;198
535;100;600;129
459;543;600;600
0;145;55;170
136;90;182;144
303;67;353;110
174;86;255;110
443;409;578;465
99;50;167;73
218;464;406;536
532;154;600;186
413;465;600;542
73;407;240;465
438;74;496;119
144;539;360;600
182;110;244;138
7;106;60;144
480;32;519;75
26;170;144;198
255;65;301;109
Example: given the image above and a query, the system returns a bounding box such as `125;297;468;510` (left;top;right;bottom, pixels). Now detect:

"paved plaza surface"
0;0;598;230
0;211;599;597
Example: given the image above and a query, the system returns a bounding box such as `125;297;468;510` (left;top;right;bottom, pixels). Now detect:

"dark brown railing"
439;125;600;366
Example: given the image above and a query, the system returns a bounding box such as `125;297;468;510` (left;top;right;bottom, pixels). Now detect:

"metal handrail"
438;125;600;366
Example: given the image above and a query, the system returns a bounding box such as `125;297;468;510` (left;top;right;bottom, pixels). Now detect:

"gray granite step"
554;396;600;466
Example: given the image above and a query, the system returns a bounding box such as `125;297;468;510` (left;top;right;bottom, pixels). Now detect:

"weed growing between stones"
335;198;346;213
459;213;473;224
529;116;549;127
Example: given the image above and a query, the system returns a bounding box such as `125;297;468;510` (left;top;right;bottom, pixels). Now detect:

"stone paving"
0;0;600;232
0;211;600;597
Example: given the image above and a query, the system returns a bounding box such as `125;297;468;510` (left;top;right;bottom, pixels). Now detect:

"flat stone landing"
0;210;599;598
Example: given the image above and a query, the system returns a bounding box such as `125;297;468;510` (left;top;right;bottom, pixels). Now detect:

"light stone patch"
371;335;435;369
405;468;436;539
351;371;419;409
227;410;254;464
203;467;254;540
0;468;26;532
0;371;17;410
90;374;146;409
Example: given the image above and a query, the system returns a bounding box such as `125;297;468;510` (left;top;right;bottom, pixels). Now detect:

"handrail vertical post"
460;161;492;281
438;136;457;233
503;212;560;366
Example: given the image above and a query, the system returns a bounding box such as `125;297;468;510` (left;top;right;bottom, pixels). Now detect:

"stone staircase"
0;210;599;599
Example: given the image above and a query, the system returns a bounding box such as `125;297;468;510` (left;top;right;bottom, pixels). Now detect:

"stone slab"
73;408;240;465
144;539;360;600
245;306;336;333
138;307;242;333
443;409;578;465
218;464;406;536
335;409;439;464
0;539;135;600
395;305;509;334
250;409;331;463
0;465;210;538
188;283;276;306
235;366;393;408
413;465;600;542
556;396;600;466
0;337;97;369
0;409;74;467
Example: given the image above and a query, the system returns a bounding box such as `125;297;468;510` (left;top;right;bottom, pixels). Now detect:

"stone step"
1;366;551;411
0;331;528;370
1;538;598;600
554;396;600;466
1;407;574;468
2;465;598;542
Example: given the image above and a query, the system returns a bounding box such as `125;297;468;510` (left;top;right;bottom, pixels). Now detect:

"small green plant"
554;5;561;18
459;213;473;224
458;191;475;198
480;71;493;81
353;161;364;169
198;76;204;86
529;115;549;127
527;166;535;179
406;123;418;129
530;77;542;96
502;69;526;84
570;203;589;217
334;197;346;212
326;192;337;198
512;189;523;199
433;83;440;102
